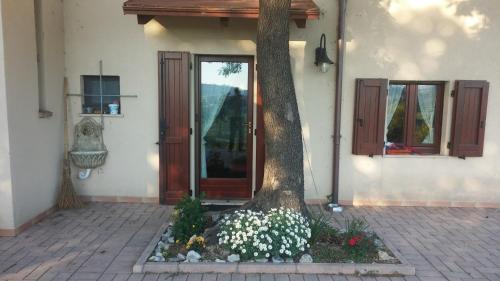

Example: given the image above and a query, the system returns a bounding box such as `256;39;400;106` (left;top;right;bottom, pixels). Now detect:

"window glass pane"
415;85;437;145
386;85;406;144
82;76;120;114
200;61;249;179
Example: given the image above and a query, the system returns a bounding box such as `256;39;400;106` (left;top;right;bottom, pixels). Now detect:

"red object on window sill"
385;143;420;155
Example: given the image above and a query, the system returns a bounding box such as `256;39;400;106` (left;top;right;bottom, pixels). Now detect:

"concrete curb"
134;224;416;276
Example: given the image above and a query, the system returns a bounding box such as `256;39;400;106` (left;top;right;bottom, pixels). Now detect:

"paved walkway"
0;203;499;281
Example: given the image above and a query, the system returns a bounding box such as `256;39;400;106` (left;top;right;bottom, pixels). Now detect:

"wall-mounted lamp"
315;34;334;73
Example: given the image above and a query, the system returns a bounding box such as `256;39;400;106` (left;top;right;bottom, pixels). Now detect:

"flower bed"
145;196;401;266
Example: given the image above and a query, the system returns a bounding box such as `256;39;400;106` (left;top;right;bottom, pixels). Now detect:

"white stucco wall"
64;0;337;201
1;0;65;228
63;0;500;205
341;0;500;205
0;1;15;230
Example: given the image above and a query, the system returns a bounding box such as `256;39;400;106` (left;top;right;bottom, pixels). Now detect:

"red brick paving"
0;203;498;281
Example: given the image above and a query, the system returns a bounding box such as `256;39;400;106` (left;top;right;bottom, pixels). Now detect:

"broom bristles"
57;156;84;209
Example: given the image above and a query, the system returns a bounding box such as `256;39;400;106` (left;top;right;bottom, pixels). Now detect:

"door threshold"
201;199;248;206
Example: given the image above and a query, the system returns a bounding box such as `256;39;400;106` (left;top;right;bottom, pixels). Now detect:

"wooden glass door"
196;55;254;199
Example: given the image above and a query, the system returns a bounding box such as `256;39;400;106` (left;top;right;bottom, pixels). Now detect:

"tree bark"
243;0;306;214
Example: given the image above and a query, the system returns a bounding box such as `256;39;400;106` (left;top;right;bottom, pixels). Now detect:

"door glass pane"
386;84;407;144
415;85;437;145
200;61;249;179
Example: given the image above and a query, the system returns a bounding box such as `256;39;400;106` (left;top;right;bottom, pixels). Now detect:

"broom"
57;78;84;209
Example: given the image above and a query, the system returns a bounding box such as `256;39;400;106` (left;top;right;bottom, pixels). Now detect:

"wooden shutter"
159;51;190;204
352;79;388;155
450;80;489;158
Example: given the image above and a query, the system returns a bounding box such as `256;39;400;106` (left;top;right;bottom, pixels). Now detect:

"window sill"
79;113;124;118
383;154;447;159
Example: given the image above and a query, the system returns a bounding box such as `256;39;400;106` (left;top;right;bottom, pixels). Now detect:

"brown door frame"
194;54;256;200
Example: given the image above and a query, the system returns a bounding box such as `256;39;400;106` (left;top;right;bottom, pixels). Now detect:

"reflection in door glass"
200;61;249;179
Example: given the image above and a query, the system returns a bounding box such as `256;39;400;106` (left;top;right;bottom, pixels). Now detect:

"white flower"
242;249;246;253
254;252;258;257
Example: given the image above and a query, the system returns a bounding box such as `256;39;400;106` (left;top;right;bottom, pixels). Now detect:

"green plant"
217;208;311;261
311;243;347;263
172;195;206;244
266;208;311;259
218;210;267;260
309;215;341;245
342;217;377;262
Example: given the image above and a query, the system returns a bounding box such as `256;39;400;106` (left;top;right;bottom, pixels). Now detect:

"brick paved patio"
0;203;499;281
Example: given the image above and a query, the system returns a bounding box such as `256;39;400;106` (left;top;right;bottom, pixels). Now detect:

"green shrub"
309;215;341;245
311;242;347;263
172;195;206;244
342;217;377;262
266;208;311;258
217;208;311;261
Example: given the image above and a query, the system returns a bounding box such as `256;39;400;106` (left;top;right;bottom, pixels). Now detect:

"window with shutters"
384;81;444;155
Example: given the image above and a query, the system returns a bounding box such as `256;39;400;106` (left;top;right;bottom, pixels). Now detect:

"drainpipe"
331;0;347;209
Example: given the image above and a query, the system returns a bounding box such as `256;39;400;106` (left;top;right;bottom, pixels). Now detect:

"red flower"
348;236;362;247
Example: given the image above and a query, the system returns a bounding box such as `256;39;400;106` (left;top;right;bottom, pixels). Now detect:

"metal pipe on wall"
332;0;347;205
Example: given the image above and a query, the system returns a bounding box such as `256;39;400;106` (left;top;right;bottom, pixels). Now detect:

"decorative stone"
227;254;240;263
162;229;173;242
378;250;394;261
272;256;284;263
150;255;165;262
374;239;384;248
285;258;294;263
177;253;186;261
186;250;201;262
215;258;226;263
168;237;175;244
255;258;268;263
299;254;313;263
158;241;167;250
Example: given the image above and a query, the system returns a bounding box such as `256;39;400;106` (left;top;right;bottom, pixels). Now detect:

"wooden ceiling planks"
123;0;320;26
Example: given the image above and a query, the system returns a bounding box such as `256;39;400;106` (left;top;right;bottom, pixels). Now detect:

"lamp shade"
315;34;334;72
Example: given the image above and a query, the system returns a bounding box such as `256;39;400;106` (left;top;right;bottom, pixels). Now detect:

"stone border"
133;224;415;276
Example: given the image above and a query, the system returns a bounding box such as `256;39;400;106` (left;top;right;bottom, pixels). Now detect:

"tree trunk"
243;0;306;214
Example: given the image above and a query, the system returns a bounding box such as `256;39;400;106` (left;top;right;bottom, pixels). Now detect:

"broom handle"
63;77;70;159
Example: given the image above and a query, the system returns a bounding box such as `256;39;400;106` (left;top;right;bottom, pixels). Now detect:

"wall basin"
70;150;108;169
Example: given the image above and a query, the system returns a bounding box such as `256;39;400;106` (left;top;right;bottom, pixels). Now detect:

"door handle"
244;121;253;134
480;120;485;129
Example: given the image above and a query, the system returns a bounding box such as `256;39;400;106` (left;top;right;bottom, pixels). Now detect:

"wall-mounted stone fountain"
70;117;108;179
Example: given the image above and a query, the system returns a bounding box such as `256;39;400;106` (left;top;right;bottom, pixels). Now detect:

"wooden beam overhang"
123;0;320;28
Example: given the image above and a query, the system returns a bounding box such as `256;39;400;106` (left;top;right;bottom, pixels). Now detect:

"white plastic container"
108;104;119;115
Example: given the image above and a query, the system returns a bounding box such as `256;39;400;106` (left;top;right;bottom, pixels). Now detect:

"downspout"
331;0;347;208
